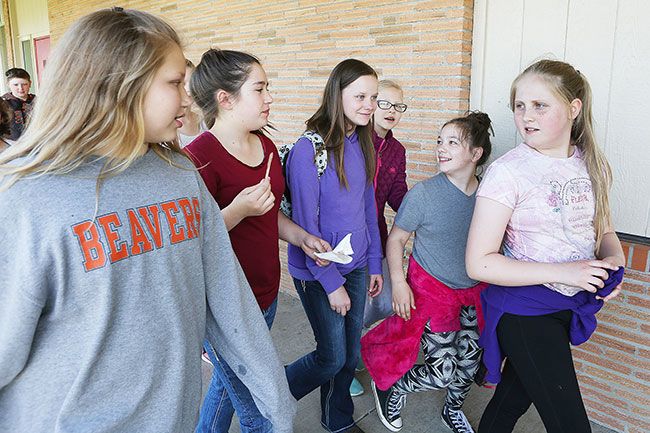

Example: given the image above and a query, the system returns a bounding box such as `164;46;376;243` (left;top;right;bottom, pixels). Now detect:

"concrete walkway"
201;292;616;433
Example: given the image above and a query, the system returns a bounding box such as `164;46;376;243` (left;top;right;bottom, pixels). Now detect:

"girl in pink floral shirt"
466;60;625;433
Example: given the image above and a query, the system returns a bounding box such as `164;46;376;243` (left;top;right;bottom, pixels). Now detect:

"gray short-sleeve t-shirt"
394;173;478;289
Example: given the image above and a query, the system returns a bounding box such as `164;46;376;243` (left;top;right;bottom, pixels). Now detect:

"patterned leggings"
392;305;482;410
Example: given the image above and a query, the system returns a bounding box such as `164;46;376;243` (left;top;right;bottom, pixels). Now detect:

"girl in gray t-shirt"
362;112;493;433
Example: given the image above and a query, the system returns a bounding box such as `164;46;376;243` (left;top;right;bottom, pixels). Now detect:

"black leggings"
478;311;591;433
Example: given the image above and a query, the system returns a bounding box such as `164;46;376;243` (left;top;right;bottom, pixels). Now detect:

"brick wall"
48;0;473;291
47;0;473;184
45;2;650;433
572;240;650;433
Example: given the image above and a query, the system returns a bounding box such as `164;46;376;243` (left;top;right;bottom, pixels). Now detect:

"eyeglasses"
377;100;407;113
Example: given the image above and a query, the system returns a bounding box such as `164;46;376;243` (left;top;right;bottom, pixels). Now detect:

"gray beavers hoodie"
0;150;295;432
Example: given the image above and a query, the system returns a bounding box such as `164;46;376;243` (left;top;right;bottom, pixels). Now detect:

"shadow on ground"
200;292;615;433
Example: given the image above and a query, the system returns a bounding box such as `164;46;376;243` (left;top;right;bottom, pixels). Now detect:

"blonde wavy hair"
0;8;184;190
510;59;613;250
378;79;403;93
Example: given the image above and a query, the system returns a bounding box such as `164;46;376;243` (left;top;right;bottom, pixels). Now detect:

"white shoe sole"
371;381;402;432
441;410;475;433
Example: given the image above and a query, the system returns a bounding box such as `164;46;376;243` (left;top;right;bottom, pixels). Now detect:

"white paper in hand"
314;233;354;264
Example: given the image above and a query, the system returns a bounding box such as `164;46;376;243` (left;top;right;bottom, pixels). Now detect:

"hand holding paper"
314;233;354;264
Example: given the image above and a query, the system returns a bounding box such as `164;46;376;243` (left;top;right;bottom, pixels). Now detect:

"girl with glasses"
363;79;409;327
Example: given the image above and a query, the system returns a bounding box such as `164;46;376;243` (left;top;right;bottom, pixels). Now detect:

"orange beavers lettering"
160;201;186;244
96;213;128;263
71;197;201;272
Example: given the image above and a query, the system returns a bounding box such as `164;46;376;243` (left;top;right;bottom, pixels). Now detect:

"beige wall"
470;0;650;238
470;2;650;432
1;0;14;68
3;0;49;91
11;0;49;37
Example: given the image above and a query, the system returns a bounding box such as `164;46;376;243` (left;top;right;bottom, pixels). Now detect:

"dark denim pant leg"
196;299;278;433
320;267;367;432
286;267;367;433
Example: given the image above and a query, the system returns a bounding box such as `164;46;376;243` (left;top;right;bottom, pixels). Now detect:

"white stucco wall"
11;0;49;37
470;0;650;237
5;0;49;91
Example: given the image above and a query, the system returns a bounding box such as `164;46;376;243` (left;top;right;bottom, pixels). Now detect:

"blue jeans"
286;267;368;433
196;298;277;433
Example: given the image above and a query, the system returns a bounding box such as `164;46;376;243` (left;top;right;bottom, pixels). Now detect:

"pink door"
33;36;51;86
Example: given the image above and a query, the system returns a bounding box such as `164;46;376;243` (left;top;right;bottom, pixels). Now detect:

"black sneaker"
441;405;475;433
371;380;404;432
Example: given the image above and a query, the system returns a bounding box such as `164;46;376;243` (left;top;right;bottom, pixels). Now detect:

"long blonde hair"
0;8;184;190
510;59;613;249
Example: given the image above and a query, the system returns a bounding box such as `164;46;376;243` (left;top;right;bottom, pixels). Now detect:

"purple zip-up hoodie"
286;131;383;294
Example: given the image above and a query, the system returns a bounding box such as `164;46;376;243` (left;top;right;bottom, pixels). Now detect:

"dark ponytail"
443;110;493;167
190;49;260;129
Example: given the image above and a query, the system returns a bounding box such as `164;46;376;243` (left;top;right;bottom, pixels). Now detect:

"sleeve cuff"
318;266;347;294
368;257;382;276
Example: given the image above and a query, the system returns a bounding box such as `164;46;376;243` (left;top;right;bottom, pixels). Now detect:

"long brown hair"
0;8;184;190
306;59;377;189
510;60;613;249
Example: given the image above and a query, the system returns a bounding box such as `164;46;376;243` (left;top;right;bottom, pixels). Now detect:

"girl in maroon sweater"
365;79;409;327
185;49;330;433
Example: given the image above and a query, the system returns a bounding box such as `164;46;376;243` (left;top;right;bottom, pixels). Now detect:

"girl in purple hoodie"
284;59;384;433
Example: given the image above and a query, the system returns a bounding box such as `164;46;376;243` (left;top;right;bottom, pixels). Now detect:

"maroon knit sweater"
373;129;408;256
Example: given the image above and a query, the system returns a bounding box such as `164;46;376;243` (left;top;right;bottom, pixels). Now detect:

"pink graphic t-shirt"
477;143;596;296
